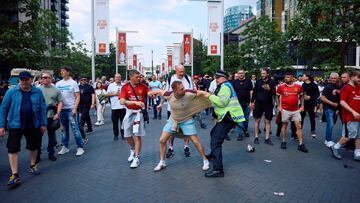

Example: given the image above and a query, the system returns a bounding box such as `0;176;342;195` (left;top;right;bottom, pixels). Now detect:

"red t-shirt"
277;83;303;111
340;84;360;123
120;83;149;110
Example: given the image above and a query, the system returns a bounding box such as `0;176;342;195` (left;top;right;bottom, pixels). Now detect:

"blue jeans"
324;108;337;142
60;109;84;148
237;104;250;134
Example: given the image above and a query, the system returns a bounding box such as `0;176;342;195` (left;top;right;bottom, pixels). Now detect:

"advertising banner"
95;0;110;55
183;34;192;65
133;54;137;69
168;55;173;71
207;1;222;56
117;32;126;65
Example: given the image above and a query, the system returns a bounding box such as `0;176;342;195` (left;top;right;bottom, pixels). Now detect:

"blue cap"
19;71;32;79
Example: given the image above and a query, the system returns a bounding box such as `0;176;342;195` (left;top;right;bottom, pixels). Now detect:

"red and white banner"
162;63;165;72
168;55;173;71
132;54;137;69
95;0;110;55
207;1;222;56
117;32;126;65
183;34;192;66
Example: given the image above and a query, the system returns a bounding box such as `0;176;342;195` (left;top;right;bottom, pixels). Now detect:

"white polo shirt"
107;82;125;110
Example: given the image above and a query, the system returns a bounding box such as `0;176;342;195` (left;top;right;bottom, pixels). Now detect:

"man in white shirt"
107;73;126;140
158;65;194;158
56;66;84;156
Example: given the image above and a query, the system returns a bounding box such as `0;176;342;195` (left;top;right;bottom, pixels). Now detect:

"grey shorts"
342;122;360;139
123;113;145;137
281;110;302;122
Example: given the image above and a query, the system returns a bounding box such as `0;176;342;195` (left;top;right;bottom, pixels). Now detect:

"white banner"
127;47;133;69
95;0;109;55
207;1;222;56
173;46;180;66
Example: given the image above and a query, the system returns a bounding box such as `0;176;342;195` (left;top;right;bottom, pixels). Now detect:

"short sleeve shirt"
340;84;360;123
79;84;95;107
277;83;303;111
107;82;125;109
120;83;149;110
148;81;162;91
322;83;340;110
56;79;79;109
39;85;62;118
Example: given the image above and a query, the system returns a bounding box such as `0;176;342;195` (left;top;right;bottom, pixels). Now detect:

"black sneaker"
205;154;214;160
48;154;57;161
281;142;287;149
184;147;191;157
158;117;162;120
244;131;249;137
264;138;274;145
85;129;93;134
166;148;174;158
298;144;309;153
237;134;244;141
225;136;231;141
113;136;119;141
152;117;157;120
254;137;259;144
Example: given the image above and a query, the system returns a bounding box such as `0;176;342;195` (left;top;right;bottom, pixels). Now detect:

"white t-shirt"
107;82;125;110
165;75;194;111
56;78;79;110
208;79;217;93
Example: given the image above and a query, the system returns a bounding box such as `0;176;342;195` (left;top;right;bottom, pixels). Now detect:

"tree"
287;0;360;71
239;16;290;70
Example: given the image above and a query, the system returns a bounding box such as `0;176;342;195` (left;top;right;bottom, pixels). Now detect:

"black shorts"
253;103;273;120
7;129;41;153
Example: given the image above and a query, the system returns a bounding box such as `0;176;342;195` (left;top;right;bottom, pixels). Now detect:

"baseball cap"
19;71;32;79
193;75;200;79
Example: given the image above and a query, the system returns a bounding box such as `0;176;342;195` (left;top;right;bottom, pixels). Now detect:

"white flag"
207;1;223;56
95;0;110;55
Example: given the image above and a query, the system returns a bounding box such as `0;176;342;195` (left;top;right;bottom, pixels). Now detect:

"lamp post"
91;0;95;82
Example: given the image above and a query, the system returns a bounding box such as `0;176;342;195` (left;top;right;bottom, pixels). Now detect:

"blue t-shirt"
20;91;34;130
148;81;162;91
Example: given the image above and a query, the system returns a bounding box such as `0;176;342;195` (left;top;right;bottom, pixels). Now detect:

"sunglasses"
41;76;50;79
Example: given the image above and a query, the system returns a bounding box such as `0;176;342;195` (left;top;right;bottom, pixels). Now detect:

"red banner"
117;32;126;65
168;55;173;71
183;34;191;66
162;63;165;72
133;54;137;69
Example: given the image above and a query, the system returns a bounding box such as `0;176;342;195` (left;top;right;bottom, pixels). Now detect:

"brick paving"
0;107;359;202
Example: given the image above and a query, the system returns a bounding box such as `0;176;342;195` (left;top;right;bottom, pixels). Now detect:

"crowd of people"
0;65;359;188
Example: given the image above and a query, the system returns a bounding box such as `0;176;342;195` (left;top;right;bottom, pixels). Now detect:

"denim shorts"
342;122;360;139
163;119;197;136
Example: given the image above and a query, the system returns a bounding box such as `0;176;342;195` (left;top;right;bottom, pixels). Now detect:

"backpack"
167;75;191;89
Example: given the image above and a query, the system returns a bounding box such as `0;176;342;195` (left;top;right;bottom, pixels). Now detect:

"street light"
171;30;194;76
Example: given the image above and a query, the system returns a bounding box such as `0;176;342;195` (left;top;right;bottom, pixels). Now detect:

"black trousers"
112;109;126;138
79;106;92;138
301;104;316;133
209;115;236;171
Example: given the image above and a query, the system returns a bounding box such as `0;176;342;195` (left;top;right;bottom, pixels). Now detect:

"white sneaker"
76;148;85;156
58;146;69;155
202;160;210;171
311;134;317;138
130;157;140;168
324;140;328;145
128;150;135;162
94;121;100;126
99;121;104;125
154;161;166;172
326;141;335;148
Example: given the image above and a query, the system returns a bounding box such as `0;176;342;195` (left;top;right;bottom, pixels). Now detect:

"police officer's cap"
215;70;229;79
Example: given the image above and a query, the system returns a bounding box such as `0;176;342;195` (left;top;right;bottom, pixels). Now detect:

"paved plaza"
0;107;359;203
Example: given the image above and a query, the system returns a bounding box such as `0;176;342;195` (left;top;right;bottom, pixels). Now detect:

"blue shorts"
163;119;197;136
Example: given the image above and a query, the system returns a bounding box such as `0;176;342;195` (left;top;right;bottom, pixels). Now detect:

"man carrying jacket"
198;70;245;177
0;71;47;188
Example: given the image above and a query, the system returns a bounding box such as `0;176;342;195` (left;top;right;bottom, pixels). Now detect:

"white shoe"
324;140;328;145
154;161;166;172
128;150;135;162
326;141;335;148
130;157;140;168
76;148;85;156
99;121;104;125
202;160;210;171
311;134;317;138
58;146;69;155
94;121;100;126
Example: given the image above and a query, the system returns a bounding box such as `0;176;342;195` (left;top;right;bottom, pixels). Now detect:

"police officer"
198;70;246;177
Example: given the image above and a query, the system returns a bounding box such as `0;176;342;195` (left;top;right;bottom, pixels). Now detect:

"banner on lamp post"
168;55;173;71
183;34;192;65
127;47;133;69
162;63;165;72
207;1;222;56
117;32;126;65
133;54;137;70
95;0;110;55
173;45;180;67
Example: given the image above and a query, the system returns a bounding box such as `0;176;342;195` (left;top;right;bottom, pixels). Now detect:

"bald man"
158;65;194;158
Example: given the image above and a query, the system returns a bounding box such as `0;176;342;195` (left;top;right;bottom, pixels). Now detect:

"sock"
334;143;341;150
184;145;189;149
203;159;209;164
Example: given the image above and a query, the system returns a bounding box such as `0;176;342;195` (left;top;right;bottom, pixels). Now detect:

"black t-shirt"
20;91;34;130
251;78;276;105
302;82;320;106
79;84;95;107
232;79;253;106
198;80;207;91
202;79;211;90
322;83;340;110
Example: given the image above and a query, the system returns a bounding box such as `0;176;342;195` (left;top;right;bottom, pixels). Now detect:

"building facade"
224;5;254;32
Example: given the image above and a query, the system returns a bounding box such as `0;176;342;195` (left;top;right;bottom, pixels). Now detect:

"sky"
69;0;257;67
